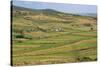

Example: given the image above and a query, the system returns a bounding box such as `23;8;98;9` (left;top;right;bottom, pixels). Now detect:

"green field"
12;6;97;66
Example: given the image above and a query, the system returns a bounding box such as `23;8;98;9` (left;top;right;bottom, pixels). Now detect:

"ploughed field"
12;6;97;66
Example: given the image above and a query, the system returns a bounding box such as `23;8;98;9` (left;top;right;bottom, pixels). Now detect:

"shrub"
15;34;24;38
24;34;33;39
83;23;92;27
82;57;92;61
76;57;93;62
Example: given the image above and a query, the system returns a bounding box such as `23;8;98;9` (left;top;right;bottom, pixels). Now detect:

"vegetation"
12;6;97;66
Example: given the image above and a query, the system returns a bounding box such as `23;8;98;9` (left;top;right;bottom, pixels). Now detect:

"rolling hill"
12;5;97;66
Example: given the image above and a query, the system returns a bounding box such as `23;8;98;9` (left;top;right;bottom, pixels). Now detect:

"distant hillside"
77;13;97;17
12;5;78;17
12;5;62;15
12;5;34;11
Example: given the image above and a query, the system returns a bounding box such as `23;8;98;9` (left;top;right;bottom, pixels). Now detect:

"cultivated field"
12;6;97;66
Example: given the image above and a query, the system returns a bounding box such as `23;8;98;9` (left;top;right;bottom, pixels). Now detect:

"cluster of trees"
13;30;33;40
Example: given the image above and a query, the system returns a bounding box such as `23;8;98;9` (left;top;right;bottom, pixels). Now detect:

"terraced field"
12;5;97;66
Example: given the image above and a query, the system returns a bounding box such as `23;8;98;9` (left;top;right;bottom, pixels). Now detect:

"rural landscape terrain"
12;4;97;66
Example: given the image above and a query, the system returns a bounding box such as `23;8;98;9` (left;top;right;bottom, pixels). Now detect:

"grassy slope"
12;6;97;66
